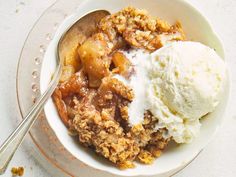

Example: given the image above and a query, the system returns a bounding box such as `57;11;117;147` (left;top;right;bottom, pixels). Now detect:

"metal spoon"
0;10;110;174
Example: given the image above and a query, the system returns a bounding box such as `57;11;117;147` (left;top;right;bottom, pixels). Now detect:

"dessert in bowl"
40;0;229;176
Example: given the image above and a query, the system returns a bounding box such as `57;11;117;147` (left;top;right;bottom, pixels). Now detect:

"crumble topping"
53;6;184;169
99;7;185;51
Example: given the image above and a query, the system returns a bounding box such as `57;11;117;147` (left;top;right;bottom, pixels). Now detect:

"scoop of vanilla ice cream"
149;41;226;120
147;41;226;143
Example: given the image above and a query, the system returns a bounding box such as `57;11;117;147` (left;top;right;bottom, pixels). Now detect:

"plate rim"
16;0;227;176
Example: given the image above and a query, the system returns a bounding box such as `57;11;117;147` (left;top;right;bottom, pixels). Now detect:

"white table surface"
0;0;236;177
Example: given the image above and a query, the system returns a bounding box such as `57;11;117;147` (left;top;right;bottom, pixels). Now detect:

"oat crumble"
53;7;185;169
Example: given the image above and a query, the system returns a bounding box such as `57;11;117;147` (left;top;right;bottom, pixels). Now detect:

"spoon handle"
0;64;62;175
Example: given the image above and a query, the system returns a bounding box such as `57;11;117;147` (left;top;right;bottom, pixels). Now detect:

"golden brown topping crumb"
119;105;129;121
100;77;134;101
137;150;155;164
118;161;135;170
11;167;24;176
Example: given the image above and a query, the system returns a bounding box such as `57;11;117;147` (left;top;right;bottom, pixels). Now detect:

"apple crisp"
53;7;185;169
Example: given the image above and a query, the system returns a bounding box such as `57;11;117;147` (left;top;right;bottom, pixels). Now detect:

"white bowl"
40;0;230;176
